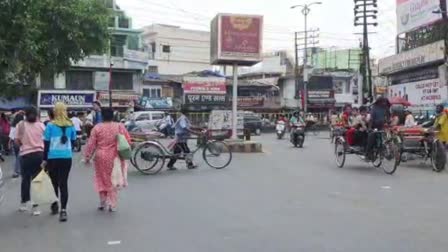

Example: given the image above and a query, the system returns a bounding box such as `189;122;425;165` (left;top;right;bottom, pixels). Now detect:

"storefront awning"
0;97;31;111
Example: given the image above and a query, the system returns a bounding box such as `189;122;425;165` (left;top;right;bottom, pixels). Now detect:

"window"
118;17;129;29
108;17;116;28
162;45;171;53
66;71;93;90
40;71;54;89
147;66;158;73
142;87;161;98
111;72;133;90
136;113;149;121
104;0;114;8
151;113;164;120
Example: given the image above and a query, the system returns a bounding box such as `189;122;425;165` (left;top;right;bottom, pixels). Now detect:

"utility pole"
354;0;377;104
294;31;299;108
291;2;322;112
295;29;319;110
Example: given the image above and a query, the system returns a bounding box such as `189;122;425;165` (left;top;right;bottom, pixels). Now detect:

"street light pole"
291;2;321;113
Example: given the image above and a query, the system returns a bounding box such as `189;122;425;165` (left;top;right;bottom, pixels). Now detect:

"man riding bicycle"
365;96;391;160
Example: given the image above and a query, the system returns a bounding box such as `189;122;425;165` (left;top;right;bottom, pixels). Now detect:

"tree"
0;0;110;97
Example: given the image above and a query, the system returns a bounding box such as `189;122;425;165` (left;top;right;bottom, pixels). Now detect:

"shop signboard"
234;96;264;107
211;14;263;66
378;40;445;75
208;110;244;131
396;0;442;34
388;78;448;111
185;94;227;105
38;90;96;108
183;77;227;95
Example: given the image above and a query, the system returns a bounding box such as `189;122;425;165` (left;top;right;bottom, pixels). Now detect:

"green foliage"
0;0;110;96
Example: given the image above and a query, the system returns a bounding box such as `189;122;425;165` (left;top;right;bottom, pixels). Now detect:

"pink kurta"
84;122;131;194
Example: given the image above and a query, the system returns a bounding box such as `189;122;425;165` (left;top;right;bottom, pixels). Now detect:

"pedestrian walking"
15;107;45;216
9;113;24;178
0;113;11;155
92;101;103;125
42;102;76;222
84;108;131;212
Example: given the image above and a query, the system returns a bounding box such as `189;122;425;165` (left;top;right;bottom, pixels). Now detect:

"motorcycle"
290;123;305;148
276;121;286;139
73;132;87;153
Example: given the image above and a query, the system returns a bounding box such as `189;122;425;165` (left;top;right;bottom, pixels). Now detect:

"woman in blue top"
43;102;76;222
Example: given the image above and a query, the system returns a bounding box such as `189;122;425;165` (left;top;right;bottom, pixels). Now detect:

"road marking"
107;241;121;245
381;186;391;190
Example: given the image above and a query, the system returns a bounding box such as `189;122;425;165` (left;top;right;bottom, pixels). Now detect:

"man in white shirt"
70;112;83;134
404;109;416;127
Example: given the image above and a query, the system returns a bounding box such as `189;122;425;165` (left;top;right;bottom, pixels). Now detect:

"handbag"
117;134;132;160
31;168;58;205
111;158;124;188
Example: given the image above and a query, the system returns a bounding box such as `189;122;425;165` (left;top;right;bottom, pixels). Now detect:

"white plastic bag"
111;158;124;188
31;169;58;205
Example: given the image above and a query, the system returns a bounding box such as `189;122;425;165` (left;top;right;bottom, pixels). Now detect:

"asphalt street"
1;133;448;252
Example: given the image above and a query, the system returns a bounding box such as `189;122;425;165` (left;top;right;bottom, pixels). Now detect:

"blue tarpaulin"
0;97;31;110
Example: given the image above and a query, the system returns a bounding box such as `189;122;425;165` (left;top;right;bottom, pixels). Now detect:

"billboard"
183;77;227;95
211;14;263;66
397;0;442;34
378;40;445;75
388;79;448;111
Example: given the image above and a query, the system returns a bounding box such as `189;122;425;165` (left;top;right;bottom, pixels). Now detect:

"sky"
116;0;397;59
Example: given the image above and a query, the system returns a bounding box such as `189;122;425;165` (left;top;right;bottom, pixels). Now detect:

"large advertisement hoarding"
211;14;263;66
378;40;445;75
397;0;442;34
388;79;448;111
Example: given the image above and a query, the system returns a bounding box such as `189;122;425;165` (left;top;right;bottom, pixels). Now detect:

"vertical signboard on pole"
211;13;263;139
211;14;263;66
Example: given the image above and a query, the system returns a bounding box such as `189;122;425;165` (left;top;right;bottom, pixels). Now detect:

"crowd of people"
0;101;130;222
1;101;199;223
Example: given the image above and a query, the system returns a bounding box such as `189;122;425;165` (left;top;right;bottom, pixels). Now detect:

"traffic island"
225;139;263;153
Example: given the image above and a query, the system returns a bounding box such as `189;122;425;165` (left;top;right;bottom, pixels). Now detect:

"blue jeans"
13;143;21;175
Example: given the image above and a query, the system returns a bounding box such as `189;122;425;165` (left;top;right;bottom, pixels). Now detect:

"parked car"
124;111;165;131
243;113;263;135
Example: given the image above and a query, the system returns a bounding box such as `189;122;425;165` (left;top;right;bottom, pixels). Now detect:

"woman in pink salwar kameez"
84;108;131;212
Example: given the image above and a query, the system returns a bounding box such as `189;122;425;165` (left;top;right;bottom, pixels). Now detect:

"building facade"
37;0;148;111
141;24;214;75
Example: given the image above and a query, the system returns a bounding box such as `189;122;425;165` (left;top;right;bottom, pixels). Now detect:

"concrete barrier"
225;140;263;153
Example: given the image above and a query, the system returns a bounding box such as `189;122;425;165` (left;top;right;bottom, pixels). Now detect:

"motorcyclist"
365;96;391;160
433;104;448;145
290;111;305;127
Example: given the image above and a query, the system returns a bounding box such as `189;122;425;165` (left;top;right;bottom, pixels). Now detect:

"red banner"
237;97;264;107
220;15;262;57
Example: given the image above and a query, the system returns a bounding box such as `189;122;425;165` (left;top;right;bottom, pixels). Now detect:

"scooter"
73;132;86;153
290;123;305;148
276;121;286;139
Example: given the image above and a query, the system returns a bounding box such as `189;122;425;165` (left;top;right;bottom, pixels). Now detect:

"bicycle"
334;129;401;175
131;131;233;175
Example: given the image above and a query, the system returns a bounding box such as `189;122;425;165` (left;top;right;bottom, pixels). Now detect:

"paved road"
1;133;448;252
